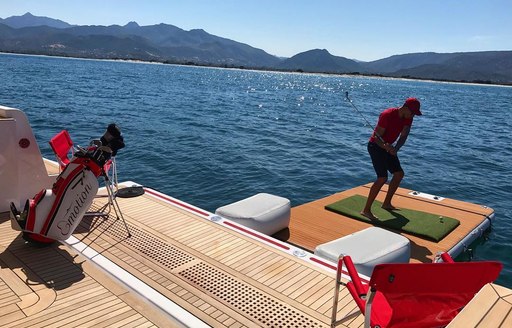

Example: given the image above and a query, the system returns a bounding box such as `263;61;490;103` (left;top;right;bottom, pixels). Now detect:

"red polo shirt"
369;107;413;144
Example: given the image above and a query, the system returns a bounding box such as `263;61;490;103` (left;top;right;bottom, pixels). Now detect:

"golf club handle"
374;135;393;153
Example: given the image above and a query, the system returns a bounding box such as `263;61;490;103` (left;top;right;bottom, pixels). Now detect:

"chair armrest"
343;256;366;295
441;252;455;263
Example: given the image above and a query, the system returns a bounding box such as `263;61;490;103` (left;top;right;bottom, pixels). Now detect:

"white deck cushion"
215;193;290;235
314;227;410;277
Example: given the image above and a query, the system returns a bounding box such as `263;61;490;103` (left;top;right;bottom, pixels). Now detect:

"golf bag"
10;124;125;244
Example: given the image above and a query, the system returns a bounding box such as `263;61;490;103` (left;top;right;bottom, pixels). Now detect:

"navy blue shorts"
367;142;403;178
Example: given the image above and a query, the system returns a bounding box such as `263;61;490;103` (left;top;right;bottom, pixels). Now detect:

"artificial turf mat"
325;194;459;242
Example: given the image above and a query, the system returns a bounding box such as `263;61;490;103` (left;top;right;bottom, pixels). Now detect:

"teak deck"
0;160;509;327
447;283;512;327
282;183;494;263
0;187;372;327
0;210;175;327
69;189;362;327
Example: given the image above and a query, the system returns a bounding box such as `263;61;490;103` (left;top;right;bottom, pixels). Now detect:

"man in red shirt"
361;98;422;220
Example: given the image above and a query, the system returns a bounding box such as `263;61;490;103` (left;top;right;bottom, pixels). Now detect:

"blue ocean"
1;53;511;287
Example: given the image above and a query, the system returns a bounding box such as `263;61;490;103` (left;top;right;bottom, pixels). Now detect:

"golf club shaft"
344;92;386;145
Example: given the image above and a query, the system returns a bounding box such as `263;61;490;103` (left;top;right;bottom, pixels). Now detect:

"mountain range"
1;13;511;84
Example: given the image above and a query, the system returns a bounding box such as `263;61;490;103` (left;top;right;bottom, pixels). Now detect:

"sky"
1;0;511;61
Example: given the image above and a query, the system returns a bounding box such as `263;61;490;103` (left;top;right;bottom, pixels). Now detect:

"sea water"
1;53;511;287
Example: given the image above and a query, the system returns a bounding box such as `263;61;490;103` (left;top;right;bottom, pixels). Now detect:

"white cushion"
315;227;410;276
215;193;290;235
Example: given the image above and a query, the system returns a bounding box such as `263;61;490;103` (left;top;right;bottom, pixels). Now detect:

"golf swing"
345;92;422;219
345;91;386;145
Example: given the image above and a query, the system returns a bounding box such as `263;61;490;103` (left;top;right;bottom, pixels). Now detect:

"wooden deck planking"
284;183;493;262
260;260;298;285
72;191;361;327
2;161;509;327
447;283;512;327
214;244;258;266
0;212;180;328
223;244;264;267
73;221;253;327
90;182;509;327
233;250;275;274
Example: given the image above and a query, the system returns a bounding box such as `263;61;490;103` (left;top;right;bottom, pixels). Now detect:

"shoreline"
2;51;511;88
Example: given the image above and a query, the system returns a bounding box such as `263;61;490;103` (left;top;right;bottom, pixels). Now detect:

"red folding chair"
332;254;502;328
49;130;74;170
103;157;119;192
96;157;121;215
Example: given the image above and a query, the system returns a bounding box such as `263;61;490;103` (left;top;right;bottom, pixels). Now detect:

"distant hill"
1;12;511;84
0;13;280;67
280;49;512;84
278;49;363;73
0;12;72;29
365;51;512;84
389;51;512;84
364;52;459;73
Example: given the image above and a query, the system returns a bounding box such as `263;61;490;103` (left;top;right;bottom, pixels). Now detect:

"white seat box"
215;193;290;236
314;227;410;276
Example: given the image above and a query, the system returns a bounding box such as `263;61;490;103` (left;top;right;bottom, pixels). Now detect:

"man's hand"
384;143;397;156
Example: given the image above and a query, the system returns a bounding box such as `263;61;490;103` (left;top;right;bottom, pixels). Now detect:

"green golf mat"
325;195;460;242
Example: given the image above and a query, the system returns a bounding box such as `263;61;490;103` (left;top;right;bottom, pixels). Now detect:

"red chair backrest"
49;130;73;169
369;261;502;328
103;159;112;173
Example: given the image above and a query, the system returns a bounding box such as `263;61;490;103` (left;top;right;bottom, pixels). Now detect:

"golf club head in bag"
101;123;125;157
10;124;125;245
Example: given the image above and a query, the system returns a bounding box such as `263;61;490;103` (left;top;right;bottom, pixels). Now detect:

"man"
361;97;422;220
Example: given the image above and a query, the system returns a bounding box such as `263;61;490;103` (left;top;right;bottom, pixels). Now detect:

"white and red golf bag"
10;124;125;245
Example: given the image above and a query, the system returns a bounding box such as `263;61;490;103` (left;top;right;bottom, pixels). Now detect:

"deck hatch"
179;261;322;327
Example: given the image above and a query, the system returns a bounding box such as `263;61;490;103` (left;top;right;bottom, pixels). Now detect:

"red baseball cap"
404;98;422;115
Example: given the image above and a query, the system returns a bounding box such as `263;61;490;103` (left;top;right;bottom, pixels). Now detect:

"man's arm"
373;126;394;153
394;125;411;152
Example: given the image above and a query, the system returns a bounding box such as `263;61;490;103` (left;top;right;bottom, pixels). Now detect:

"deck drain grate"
179;262;322;327
93;217;195;270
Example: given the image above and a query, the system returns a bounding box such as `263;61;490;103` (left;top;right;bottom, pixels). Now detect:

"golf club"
344;91;386;144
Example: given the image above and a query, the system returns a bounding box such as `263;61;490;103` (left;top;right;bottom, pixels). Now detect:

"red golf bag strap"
25;189;47;232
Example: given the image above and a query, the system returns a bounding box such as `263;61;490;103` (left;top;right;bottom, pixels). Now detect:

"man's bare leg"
382;170;404;210
361;177;387;219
